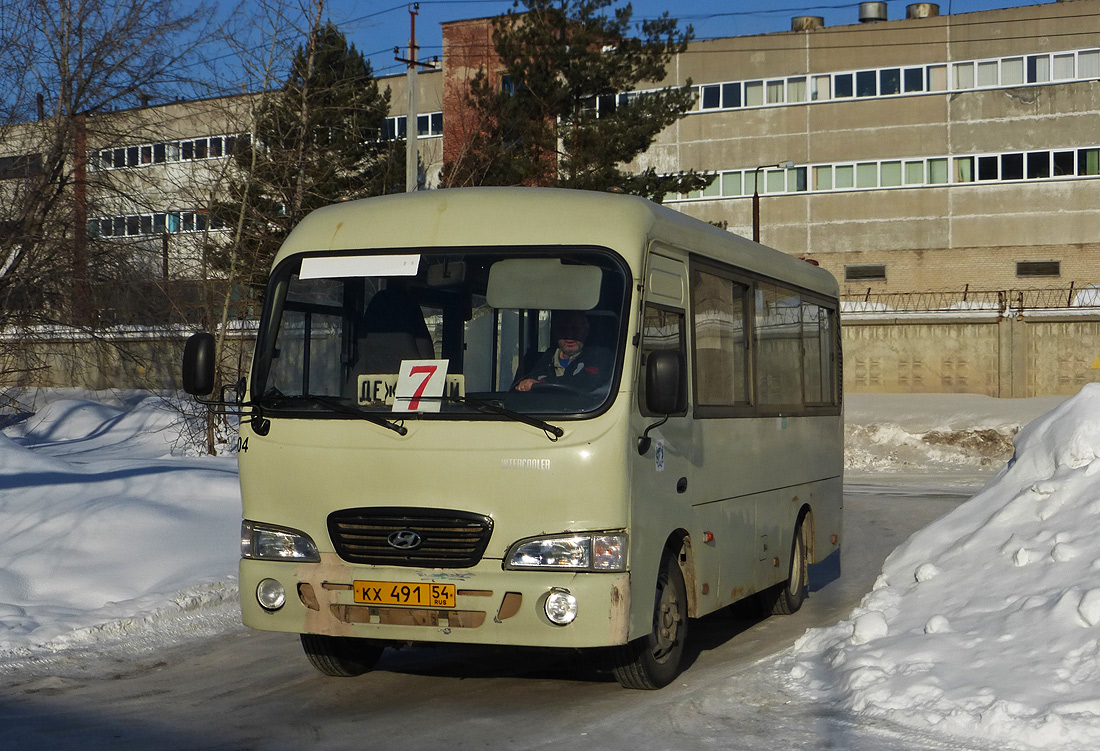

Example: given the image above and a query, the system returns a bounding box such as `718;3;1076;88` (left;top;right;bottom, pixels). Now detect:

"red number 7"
406;365;438;410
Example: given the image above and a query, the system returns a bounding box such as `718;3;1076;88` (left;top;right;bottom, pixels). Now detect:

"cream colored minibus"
184;187;843;689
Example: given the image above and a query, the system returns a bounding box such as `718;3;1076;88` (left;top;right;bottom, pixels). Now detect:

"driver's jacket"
521;345;613;393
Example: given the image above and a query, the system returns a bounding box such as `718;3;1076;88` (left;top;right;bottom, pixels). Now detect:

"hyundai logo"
387;529;423;550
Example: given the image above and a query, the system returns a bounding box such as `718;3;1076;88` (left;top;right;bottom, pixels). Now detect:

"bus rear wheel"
300;634;384;677
611;549;688;689
767;516;810;615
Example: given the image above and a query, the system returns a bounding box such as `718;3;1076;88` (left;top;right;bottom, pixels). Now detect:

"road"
0;479;1001;751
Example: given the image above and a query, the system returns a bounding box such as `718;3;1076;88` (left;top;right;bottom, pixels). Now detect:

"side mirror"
182;332;216;396
638;349;686;456
645;348;686;416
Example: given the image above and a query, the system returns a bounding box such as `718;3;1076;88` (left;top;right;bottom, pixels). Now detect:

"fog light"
257;578;286;611
544;589;578;625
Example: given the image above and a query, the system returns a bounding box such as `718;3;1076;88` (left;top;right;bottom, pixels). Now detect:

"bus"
183;187;843;689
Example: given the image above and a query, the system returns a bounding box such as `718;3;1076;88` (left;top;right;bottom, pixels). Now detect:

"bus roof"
275;187;838;299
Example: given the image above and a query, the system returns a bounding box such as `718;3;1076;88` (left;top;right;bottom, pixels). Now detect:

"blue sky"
321;0;1036;77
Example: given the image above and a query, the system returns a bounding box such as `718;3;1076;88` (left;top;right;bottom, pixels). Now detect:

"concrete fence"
3;303;1099;400
842;310;1100;397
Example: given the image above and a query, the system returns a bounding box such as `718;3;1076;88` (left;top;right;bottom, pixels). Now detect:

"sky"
322;0;1042;77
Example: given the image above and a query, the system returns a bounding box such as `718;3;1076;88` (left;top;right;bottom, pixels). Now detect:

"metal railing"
841;285;1100;314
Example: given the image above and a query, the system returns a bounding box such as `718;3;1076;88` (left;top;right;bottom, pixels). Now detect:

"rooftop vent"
906;3;940;18
859;2;888;22
791;16;825;31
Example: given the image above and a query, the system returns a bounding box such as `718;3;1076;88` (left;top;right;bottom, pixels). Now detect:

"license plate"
353;580;456;608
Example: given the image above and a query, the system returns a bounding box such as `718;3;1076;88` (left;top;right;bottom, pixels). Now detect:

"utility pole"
395;4;436;192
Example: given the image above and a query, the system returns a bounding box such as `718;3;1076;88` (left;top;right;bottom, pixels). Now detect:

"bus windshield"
250;248;630;419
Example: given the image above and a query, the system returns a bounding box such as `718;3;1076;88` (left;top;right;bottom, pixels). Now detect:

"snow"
0;390;241;660
4;385;1100;749
793;385;1100;749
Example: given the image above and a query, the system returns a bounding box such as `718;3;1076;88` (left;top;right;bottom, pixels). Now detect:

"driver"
514;310;612;393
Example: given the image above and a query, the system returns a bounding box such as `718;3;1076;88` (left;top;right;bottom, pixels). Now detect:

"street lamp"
752;160;795;243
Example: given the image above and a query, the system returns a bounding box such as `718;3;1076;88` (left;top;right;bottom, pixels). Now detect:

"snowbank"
793;383;1100;749
0;396;241;655
844;393;1065;474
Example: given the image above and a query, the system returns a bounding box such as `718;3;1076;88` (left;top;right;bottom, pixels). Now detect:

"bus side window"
639;304;685;417
690;269;750;407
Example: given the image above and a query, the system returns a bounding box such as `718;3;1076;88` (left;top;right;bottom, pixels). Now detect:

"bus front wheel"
300;634;384;677
611;548;688;689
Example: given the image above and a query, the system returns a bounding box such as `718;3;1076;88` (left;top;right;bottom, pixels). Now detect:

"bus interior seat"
355;288;434;375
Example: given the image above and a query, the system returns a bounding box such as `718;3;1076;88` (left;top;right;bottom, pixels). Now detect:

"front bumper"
240;553;632;649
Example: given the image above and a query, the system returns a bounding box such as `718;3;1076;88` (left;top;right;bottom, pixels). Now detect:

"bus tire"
300;634;384;677
611;549;688;689
769;516;810;615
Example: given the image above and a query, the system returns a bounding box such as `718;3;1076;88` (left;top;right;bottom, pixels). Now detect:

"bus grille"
327;507;494;568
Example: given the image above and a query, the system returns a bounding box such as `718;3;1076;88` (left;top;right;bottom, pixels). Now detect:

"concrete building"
644;0;1100;300
437;0;1100;299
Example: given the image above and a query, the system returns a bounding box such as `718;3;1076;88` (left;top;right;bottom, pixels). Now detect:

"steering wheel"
527;381;587;396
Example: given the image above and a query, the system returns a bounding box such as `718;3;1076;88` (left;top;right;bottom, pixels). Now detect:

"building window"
905;161;924;184
954;157;974;183
722;82;741;108
846;264;886;282
927;65;948;91
1027;151;1050;179
1053;150;1075;176
1017;261;1060;278
787;77;806;103
669;143;1100;203
835;165;854;189
879;68;900;95
834;73;854;98
701;84;721;109
0;153;43;180
675;45;1098;119
880;161;902;187
954;62;975;89
1002;57;1025;85
1027;54;1050;83
766;79;784;104
1053;53;1074;80
1080;148;1100;175
1081;50;1100;78
903;67;924;92
745;80;764;106
977;60;998;87
1002;153;1025;180
855;162;876;188
978;155;998;180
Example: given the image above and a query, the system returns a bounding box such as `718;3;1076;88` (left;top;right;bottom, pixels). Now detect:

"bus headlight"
505;533;627;571
241;520;320;562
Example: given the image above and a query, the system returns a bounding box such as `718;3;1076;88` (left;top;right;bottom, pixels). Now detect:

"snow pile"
0;395;241;656
793;383;1100;749
844;393;1064;473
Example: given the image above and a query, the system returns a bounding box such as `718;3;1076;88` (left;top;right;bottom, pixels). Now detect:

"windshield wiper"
261;391;408;436
436;394;564;440
305;395;408;436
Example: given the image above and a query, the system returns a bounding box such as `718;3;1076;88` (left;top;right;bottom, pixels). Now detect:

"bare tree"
0;0;216;394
